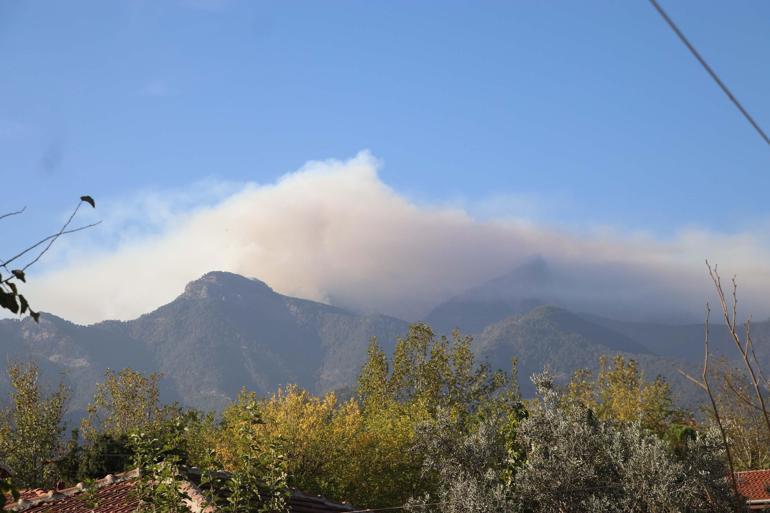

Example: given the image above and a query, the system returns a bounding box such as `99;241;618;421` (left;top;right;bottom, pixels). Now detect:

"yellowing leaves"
213;385;423;508
567;355;685;436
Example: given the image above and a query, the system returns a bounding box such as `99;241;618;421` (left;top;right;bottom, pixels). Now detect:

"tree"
0;196;96;502
0;361;69;488
359;324;514;418
208;325;519;510
215;386;387;508
358;324;521;509
407;408;519;513
514;372;732;513
55;431;134;483
708;361;770;470
130;419;191;513
567;355;687;436
678;263;770;510
412;370;734;513
81;368;163;441
215;395;288;513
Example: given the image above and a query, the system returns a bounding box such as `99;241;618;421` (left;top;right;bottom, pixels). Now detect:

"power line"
647;0;770;147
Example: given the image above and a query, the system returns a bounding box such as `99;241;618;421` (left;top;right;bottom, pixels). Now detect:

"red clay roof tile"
737;469;770;502
6;470;353;513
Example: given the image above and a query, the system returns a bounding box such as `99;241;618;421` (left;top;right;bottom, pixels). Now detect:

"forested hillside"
1;268;766;416
0;272;407;414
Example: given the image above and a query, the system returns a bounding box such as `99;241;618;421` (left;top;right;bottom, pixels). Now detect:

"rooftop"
4;469;353;513
736;469;770;510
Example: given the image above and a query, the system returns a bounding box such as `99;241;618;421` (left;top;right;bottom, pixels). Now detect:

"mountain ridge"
0;271;408;414
0;268;759;416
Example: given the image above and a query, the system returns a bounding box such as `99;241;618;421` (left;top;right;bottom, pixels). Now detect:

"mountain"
577;315;731;362
472;305;699;404
0;272;408;414
1;269;764;417
425;258;550;334
425;257;699;334
0;312;163;414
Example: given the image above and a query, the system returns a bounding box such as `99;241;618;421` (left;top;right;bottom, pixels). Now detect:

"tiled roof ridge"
7;469;140;512
10;467;354;513
183;467;354;511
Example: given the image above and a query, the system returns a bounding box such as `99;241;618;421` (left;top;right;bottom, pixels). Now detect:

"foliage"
81;368;163;441
0;196;95;502
56;431;134;483
58;411;211;484
407;408;521;513
514;372;733;513
77;477;100;512
130;419;191;513
567;355;685;436
169;408;218;470
359;324;511;417
0;478;19;509
208;324;517;509
400;324;527;513
359;324;519;506
0;361;68;488
0;318;751;513
215;387;358;506
360;324;518;506
412;370;733;513
216;396;288;513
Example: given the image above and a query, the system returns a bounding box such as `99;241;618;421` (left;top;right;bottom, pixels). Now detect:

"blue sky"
2;0;768;235
2;1;770;322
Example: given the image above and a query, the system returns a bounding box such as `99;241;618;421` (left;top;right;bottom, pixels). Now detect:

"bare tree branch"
0;222;102;276
723;373;764;412
0;207;26;222
706;261;770;438
699;303;742;511
0;197;99;322
677;369;707;392
21;201;83;272
746;320;768;390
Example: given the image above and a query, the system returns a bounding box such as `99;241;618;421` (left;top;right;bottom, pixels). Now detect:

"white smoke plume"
22;151;770;324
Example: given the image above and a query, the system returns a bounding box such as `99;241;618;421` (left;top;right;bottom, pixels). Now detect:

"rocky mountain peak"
183;271;274;301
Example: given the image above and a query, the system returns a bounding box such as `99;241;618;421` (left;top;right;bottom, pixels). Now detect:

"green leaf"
11;269;25;283
0;291;19;314
0;478;17;507
80;195;96;208
18;295;28;314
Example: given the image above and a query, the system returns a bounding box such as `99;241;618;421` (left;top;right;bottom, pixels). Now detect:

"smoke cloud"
23;151;770;324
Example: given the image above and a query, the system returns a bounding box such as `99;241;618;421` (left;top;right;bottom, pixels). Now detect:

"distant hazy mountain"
425;257;551;334
425;258;763;406
578;314;734;362
425;257;699;334
471;305;697;400
0;272;407;413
